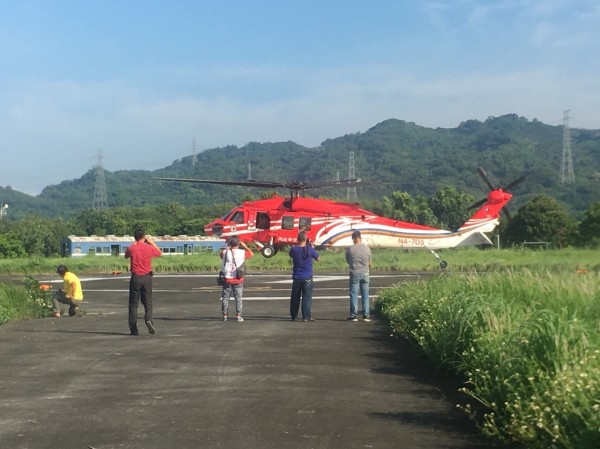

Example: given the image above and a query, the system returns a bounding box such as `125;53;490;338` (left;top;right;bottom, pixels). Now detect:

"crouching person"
52;265;83;317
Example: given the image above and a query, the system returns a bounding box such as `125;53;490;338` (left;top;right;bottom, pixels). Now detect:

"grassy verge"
0;277;53;324
376;270;600;449
0;247;599;276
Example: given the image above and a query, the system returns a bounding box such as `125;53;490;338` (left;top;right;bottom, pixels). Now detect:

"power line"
560;110;575;185
92;150;108;211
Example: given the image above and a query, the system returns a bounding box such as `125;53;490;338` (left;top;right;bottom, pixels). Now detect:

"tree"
578;201;600;247
428;186;475;230
11;216;69;256
0;233;26;258
384;191;439;227
70;209;110;236
504;195;577;248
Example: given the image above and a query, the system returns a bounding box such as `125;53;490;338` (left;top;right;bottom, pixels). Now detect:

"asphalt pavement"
0;272;497;449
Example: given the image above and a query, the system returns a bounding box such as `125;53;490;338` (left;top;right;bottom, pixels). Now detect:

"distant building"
61;235;226;257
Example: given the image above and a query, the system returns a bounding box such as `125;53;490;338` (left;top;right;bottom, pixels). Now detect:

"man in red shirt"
125;229;162;335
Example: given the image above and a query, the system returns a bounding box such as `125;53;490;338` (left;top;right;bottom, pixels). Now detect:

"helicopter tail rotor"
467;167;525;219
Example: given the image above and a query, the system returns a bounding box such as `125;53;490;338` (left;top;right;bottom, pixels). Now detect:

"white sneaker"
236;314;244;322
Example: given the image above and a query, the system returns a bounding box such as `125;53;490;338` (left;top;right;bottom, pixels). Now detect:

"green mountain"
4;114;600;219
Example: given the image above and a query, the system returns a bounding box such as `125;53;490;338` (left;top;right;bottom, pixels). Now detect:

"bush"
376;271;600;449
0;276;53;324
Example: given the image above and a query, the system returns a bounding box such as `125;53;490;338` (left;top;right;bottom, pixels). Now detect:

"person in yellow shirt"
52;265;83;317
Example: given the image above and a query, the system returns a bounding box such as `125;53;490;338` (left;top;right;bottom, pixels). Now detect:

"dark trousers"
129;273;153;332
290;278;313;320
52;291;82;315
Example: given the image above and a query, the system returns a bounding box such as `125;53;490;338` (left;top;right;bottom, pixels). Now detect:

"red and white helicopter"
154;168;523;268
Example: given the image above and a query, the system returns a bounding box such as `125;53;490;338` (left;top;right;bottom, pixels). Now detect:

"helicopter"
153;168;523;268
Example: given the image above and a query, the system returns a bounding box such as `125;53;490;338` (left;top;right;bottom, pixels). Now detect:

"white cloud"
1;62;599;194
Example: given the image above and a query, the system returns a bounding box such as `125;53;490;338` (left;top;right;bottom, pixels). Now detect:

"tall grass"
0;277;53;324
0;247;599;275
376;271;600;449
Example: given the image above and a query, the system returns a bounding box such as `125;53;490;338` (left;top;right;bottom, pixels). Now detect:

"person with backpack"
219;236;253;322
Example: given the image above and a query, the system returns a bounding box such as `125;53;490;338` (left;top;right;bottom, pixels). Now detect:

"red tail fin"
460;190;512;230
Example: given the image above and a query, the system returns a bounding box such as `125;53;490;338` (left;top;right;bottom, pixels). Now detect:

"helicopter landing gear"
261;245;277;258
430;250;448;269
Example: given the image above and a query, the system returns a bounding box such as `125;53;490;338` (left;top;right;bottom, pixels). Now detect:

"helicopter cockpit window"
230;211;245;224
299;217;312;231
257;212;271;230
282;216;294;230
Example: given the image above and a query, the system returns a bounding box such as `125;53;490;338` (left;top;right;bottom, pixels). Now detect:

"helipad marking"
241;295;379;301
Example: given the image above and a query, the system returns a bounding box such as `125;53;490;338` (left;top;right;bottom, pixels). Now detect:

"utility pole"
192;137;198;166
92;150;108;212
560;110;575;184
247;161;253;181
347;152;357;201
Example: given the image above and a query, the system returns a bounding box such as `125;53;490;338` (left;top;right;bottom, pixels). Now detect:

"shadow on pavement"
41;329;131;336
361;324;503;449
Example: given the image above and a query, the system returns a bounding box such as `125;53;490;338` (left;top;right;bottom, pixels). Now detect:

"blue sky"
1;0;599;194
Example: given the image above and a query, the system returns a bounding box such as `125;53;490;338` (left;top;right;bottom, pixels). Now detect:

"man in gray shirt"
345;230;372;322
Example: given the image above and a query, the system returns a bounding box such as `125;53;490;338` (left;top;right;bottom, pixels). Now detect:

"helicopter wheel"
439;261;448;269
261;245;277;258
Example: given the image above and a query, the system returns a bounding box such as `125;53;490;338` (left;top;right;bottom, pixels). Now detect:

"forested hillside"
3;114;600;219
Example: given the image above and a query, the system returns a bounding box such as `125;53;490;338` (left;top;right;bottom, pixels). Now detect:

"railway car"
61;235;226;257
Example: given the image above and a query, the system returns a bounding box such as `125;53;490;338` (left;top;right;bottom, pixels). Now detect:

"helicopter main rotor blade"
151;177;287;189
152;177;364;191
477;167;496;191
308;178;362;188
501;176;526;192
467;197;488;210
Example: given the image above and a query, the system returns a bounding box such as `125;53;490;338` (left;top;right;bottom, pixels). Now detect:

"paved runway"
0;273;495;449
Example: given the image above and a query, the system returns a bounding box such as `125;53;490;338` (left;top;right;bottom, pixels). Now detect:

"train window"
96;246;103;254
161;248;169;254
282;216;294;230
230;211;244;224
177;246;183;253
170;247;176;253
299;217;312;231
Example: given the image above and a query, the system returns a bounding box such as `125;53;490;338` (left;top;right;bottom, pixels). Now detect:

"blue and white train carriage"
61;235;226;257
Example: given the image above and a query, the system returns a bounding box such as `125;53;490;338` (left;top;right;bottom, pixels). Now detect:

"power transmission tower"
560;110;575;184
192;137;198;166
347;152;357;202
93;150;108;211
